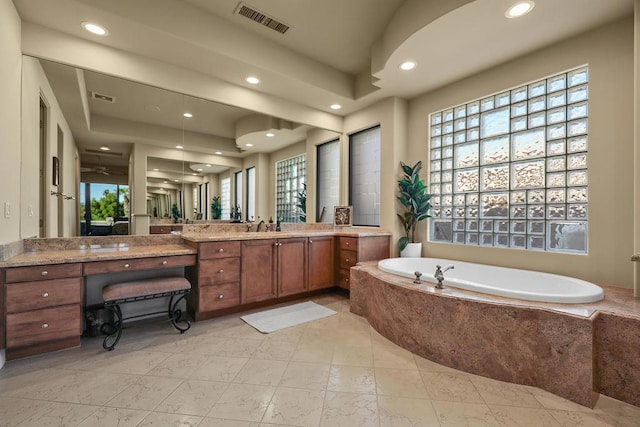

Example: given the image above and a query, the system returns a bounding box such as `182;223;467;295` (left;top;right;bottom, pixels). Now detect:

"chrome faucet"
246;223;253;232
256;220;265;232
434;264;454;289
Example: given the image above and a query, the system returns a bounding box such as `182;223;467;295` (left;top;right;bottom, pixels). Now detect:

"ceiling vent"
85;148;123;157
234;2;290;34
90;92;115;103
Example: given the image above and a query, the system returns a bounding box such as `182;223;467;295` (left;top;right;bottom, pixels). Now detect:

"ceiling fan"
80;165;112;175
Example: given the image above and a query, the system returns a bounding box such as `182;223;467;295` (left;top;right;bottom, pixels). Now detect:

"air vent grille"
235;2;290;34
90;92;115;103
85;148;123;157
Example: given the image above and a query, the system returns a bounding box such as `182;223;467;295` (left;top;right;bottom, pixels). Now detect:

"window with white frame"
429;67;589;253
316;139;340;223
246;167;256;221
350;126;380;226
221;177;230;220
276;154;306;223
234;171;243;218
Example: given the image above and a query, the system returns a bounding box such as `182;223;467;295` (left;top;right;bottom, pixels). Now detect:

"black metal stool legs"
101;304;123;351
168;294;191;333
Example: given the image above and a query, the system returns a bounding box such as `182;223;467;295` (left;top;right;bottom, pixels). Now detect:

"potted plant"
397;160;432;257
211;195;222;220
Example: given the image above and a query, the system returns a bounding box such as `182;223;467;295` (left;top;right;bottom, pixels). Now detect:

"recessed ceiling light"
400;61;417;71
99;145;110;151
330;104;342;110
215;151;222;155
153;168;159;171
183;112;193;118
206;164;212;167
176;145;184;149
266;132;275;137
192;173;198;176
505;1;534;18
246;143;253;147
245;76;260;84
81;22;108;36
197;168;203;172
174;179;180;183
163;180;168;184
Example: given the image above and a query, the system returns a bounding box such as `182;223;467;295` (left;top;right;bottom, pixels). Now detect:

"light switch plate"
4;202;11;218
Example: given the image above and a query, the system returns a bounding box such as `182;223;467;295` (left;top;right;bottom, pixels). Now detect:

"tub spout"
413;271;422;284
434;264;454;289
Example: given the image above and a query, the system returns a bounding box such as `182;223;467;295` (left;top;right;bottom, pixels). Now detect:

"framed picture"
52;156;60;186
334;205;352;227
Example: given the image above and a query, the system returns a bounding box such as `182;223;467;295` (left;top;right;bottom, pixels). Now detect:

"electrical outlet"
28;204;34;217
4;202;11;218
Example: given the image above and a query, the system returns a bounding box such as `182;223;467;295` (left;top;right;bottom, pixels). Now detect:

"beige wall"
21;56;78;238
0;0;22;244
408;18;634;288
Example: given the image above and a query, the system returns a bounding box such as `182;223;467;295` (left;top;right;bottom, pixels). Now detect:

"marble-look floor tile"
13;401;99;426
290;342;335;364
0;397;59;426
146;352;210;378
155;380;228;416
0;368;75;399
414;355;462;374
528;386;594;413
332;343;374;367
199;419;261;427
232;359;288;386
327;365;376;394
306;314;340;330
186;336;229;355
252;338;298;361
261;387;325;426
137;411;203;427
431;400;499;426
421;371;484;404
279;362;331;390
320;391;378;427
97;350;172;375
377;395;440;427
593;395;640;419
189;356;248;382
470;375;542;408
208;383;276;422
76;406;149;427
231;324;270;340
211;338;263;358
106;375;183;410
375;368;429;399
263;324;307;343
547;409;623;427
489;404;561;426
372;343;418;370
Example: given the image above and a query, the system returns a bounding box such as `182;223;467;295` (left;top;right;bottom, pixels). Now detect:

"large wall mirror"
21;56;323;238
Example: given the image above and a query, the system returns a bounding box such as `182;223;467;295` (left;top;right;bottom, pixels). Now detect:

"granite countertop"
0;244;197;268
181;230;391;243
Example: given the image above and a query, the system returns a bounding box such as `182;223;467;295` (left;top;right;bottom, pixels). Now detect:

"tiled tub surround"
350;263;640;409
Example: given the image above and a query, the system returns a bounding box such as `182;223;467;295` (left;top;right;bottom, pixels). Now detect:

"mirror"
22;56;315;237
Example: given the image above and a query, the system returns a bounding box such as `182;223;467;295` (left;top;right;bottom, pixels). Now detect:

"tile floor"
0;293;639;427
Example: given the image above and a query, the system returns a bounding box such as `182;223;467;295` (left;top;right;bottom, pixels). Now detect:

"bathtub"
377;257;604;303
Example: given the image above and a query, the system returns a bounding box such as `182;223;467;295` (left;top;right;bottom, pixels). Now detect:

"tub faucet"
256;220;265;232
434;264;454;289
413;271;422;284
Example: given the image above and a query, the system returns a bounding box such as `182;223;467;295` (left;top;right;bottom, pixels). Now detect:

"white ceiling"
13;0;634;178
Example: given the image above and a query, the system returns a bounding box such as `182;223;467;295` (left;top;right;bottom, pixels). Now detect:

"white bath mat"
241;301;337;333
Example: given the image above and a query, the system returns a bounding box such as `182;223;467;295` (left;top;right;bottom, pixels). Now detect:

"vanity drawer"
6;304;81;348
199;283;240;311
338;268;351;289
339;250;358;269
83;255;196;275
6;277;82;313
4;263;82;283
339;237;358;251
198;258;241;285
199;241;241;260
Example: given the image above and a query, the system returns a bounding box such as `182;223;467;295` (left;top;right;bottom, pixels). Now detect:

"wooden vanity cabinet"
186;241;241;315
335;236;390;289
3;264;83;360
277;238;308;297
308;236;334;290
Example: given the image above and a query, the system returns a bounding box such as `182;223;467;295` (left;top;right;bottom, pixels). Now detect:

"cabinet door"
308;236;334;290
241;240;277;303
278;238;308;296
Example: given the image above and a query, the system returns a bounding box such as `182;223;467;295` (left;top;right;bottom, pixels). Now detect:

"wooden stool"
101;277;191;350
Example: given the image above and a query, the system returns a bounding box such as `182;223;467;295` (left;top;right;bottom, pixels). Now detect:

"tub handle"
413;271;422;284
631;254;640;262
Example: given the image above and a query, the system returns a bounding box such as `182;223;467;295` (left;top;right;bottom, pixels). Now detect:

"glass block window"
221;177;230;220
429;67;588;253
350;126;381;226
276;154;306;223
317;139;340;223
246;167;256;221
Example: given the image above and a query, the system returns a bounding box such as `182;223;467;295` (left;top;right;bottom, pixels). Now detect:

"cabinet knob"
218;294;224;299
162;260;168;265
124;263;130;268
346;278;350;282
41;271;48;276
309;240;313;244
345;258;350;262
274;242;279;247
42;292;49;298
218;269;224;274
218;248;225;253
41;323;49;329
346;242;350;246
